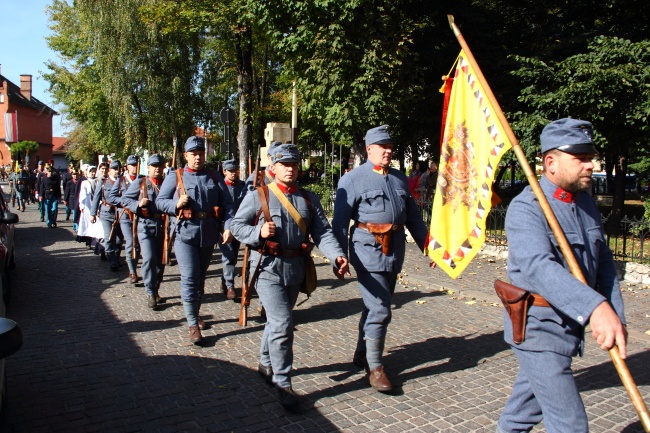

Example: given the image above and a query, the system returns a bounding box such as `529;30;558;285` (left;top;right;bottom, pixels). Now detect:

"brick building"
0;73;58;169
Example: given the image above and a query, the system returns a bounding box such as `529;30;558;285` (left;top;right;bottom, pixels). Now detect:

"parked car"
0;186;17;305
0;283;23;416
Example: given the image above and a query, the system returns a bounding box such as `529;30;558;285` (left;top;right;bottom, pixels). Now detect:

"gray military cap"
184;136;205;152
365;125;393;145
270;144;300;164
147;154;165;166
223;159;238;171
540;118;598;154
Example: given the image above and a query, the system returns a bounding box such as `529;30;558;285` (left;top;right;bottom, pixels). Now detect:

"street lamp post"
220;106;236;159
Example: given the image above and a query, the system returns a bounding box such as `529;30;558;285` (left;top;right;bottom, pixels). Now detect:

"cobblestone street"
0;191;648;432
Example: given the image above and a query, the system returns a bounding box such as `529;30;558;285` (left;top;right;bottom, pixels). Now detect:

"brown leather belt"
531;294;551;307
256;246;306;258
356;222;404;231
179;208;220;219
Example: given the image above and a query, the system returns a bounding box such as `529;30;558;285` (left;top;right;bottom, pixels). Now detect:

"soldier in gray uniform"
90;160;123;270
332;125;428;393
231;143;349;412
218;159;246;299
496;118;627;433
156;136;235;345
108;155;142;283
120;154;167;310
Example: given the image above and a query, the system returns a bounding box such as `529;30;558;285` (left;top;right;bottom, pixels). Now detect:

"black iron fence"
325;195;648;264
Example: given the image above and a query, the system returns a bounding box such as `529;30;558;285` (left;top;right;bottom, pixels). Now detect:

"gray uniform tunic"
231;183;345;387
90;177;122;263
155;167;234;303
218;178;246;289
121;177;166;296
498;175;626;433
108;174;142;274
331;161;428;355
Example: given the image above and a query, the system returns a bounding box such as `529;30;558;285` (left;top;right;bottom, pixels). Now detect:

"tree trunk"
236;27;254;179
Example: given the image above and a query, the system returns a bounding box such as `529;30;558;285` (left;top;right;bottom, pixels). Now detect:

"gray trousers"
100;217;122;266
497;347;587;433
218;238;241;288
257;277;301;388
119;218;139;274
355;271;397;347
137;223;165;296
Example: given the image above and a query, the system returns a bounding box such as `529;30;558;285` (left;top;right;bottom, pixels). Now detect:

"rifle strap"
257;186;272;224
175;168;186;196
139;177;148;199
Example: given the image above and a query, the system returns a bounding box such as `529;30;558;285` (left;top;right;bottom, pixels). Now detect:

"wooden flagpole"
446;15;649;431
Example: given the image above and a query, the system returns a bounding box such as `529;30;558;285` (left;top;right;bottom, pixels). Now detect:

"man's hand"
139;198;150;207
90;215;97;224
260;221;276;239
175;194;189;209
333;256;350;280
222;229;233;244
590;300;628;358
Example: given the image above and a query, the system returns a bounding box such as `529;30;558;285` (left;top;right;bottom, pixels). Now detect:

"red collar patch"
553;187;575;203
372;165;388;175
225;179;235;186
276;183;297;194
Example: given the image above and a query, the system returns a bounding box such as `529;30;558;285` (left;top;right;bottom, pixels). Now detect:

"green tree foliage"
9;141;39;158
509;36;650;229
255;0;451;166
139;0;286;174
44;0;201;160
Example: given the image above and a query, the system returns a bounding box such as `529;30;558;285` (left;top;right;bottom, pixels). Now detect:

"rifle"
131;157;141;260
161;214;171;264
239;144;262;326
171;137;178;170
109;208;126;240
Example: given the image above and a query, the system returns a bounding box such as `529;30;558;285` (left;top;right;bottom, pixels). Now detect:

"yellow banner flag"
427;50;512;278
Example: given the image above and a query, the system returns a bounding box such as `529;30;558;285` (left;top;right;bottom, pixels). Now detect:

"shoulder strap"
175;168;186;196
268;183;308;236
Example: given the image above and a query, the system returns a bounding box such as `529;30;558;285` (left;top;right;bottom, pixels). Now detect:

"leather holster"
365;223;394;255
494;280;532;344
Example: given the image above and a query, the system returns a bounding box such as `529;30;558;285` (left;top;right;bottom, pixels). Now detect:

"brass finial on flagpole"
445;15;650;432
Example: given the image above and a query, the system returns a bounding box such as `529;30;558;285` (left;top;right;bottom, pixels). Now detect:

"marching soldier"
155;136;235;345
108;155;142;283
331;125;428;393
11;164;29;212
120;154;167;310
231;143;349;412
496;118;627;433
218;159;246;299
90;161;123;270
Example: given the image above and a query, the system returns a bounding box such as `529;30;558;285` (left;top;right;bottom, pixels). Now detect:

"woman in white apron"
78;166;104;241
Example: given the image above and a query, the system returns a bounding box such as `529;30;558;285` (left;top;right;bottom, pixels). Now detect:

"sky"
1;0;66;137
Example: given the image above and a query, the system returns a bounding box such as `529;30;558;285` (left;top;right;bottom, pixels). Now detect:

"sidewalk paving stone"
0;192;647;432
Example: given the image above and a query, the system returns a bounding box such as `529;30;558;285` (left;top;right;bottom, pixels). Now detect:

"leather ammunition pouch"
357;222;404;255
494;280;551;344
